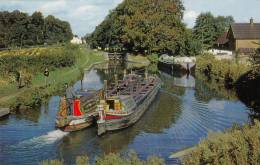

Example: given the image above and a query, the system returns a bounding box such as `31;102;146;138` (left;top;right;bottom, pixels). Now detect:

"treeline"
87;0;201;56
0;10;73;48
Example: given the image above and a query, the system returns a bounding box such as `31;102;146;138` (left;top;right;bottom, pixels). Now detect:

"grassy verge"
127;54;150;65
0;46;105;109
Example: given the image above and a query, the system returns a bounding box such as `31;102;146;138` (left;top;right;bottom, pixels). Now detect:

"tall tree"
193;12;234;49
88;0;199;56
0;10;73;48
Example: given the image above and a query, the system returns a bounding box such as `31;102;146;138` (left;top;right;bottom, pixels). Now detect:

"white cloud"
183;10;199;28
38;0;68;14
1;0;260;36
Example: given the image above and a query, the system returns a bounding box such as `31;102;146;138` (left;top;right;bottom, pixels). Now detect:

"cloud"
1;0;260;36
0;0;123;36
38;0;68;15
183;10;199;27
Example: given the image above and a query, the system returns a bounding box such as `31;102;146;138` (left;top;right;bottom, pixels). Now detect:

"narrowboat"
56;90;101;132
158;54;196;74
97;74;161;135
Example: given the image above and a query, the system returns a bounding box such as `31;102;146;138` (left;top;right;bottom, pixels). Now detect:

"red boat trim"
104;115;122;120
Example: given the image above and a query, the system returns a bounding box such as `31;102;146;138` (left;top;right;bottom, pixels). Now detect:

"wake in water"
13;130;69;149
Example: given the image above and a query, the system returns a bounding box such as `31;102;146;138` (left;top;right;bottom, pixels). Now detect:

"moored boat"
158;54;196;74
56;90;101;132
96;74;161;135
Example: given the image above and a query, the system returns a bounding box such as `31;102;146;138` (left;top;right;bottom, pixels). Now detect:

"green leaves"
88;0;197;56
0;11;73;48
193;12;234;49
183;121;260;165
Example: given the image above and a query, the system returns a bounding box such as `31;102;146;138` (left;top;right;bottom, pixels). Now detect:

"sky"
1;0;260;36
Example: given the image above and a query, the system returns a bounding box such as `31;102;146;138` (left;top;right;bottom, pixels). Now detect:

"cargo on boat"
56;89;101;132
97;73;161;135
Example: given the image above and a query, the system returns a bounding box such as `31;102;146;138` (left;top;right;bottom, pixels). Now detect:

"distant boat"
158;54;196;73
56;90;101;132
97;74;161;135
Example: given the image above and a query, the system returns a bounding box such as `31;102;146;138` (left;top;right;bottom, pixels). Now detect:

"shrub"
196;54;250;86
0;45;79;77
39;151;164;165
182;120;260;165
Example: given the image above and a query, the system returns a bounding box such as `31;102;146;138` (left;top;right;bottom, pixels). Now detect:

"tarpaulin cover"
73;99;82;116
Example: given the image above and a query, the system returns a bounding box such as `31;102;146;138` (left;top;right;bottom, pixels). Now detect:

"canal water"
0;62;251;165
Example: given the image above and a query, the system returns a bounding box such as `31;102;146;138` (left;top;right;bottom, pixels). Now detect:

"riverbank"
0;45;106;110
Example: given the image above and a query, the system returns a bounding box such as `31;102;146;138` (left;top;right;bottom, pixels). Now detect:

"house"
215;32;229;50
227;18;260;54
71;36;83;44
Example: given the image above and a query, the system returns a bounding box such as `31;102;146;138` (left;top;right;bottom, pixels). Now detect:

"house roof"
216;32;229;44
231;23;260;39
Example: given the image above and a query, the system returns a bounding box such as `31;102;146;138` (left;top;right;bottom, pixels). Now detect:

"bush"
182;120;260;165
39;151;164;165
0;45;79;76
196;54;249;86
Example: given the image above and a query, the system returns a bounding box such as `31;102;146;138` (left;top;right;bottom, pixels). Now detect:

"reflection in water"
0;62;251;165
159;71;195;88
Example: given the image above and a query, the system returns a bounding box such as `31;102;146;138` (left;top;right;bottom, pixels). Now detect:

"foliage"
196;54;249;86
39;159;64;165
0;46;105;108
0;10;73;48
76;155;90;165
0;44;79;77
251;47;260;76
88;0;201;56
182;120;260;165
147;53;159;64
39;151;164;165
193;12;234;49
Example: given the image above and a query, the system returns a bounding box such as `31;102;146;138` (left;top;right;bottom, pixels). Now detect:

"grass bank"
127;54;150;65
0;45;105;109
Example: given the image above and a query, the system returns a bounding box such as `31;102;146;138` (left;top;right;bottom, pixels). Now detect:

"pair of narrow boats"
55;73;161;135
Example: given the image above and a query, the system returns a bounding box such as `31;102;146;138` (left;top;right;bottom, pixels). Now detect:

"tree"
27;12;45;45
193;12;234;49
88;0;199;56
0;10;73;48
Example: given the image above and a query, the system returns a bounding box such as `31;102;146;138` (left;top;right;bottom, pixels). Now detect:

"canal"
0;62;251;164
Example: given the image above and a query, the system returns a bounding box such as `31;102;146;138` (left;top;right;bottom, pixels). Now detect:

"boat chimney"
250;17;254;25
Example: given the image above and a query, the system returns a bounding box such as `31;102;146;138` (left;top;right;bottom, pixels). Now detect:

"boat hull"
158;61;196;74
97;82;160;135
56;115;94;132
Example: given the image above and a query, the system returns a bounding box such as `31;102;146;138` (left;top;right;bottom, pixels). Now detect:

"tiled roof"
231;23;260;39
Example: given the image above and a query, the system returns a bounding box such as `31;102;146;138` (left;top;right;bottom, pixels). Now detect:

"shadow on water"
236;72;260;119
0;61;253;165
